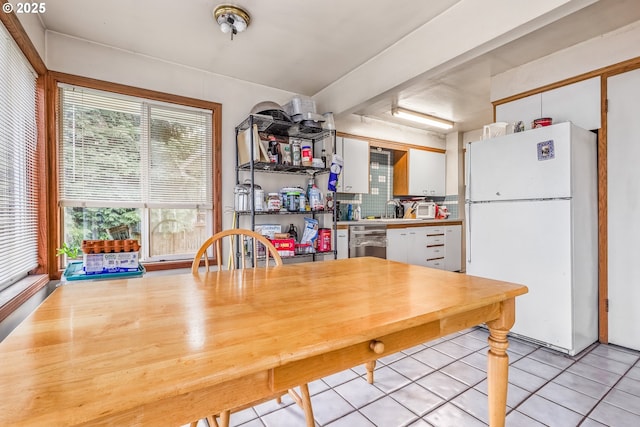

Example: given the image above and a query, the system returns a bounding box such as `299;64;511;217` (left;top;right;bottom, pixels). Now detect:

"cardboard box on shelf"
270;238;295;258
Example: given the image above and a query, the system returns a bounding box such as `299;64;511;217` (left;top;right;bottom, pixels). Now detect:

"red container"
317;228;332;253
270;238;295;257
532;117;553;128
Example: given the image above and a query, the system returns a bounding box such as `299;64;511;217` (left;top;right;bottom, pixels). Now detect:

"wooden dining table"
0;257;527;427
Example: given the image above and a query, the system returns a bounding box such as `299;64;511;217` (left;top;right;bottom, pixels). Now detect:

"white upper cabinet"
408;149;445;197
495;94;541;130
495;77;601;131
337;137;369;194
541;77;600;131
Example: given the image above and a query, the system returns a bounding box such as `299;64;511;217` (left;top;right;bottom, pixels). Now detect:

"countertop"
337;218;463;228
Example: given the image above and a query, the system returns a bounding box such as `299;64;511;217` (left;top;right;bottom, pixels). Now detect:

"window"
58;84;215;263
0;22;39;291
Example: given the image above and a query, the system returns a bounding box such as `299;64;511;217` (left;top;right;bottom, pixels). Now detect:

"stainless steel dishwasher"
349;225;387;259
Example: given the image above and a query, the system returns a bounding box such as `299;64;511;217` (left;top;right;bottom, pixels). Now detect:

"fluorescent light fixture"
392;107;454;130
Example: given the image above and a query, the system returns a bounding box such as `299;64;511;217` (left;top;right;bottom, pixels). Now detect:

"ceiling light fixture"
392;107;454;130
213;4;250;40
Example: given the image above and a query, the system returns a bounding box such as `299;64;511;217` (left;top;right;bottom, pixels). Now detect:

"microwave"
415;202;437;219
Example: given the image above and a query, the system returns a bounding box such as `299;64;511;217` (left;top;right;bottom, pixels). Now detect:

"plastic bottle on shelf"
306;178;314;201
301;143;312;166
287;223;298;242
309;185;323;211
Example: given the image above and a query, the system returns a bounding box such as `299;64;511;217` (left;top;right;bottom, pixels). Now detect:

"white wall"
336;114;445;150
16;12;45;60
463;129;483;145
46;32;296;232
491;20;640;101
445;132;460;196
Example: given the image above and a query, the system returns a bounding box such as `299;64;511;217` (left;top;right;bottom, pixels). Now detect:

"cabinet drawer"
426;235;445;246
426;258;445;269
426;246;445;259
426;227;444;235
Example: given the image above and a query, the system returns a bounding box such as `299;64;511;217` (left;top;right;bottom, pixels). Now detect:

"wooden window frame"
47;72;223;277
0;6;222;323
0;5;48;323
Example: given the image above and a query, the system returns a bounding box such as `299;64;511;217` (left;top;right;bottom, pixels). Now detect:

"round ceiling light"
213;5;250;40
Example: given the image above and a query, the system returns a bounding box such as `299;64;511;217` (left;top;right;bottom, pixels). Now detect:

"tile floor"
187;327;640;427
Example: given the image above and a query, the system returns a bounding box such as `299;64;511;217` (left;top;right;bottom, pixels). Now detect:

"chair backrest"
192;229;283;273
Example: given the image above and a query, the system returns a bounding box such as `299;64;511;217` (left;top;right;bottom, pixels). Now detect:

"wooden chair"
190;229;315;427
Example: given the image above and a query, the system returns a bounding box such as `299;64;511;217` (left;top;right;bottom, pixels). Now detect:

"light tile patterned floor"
187;327;640;427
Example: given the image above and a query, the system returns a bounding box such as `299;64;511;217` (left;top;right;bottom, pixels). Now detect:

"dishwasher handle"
349;236;387;248
350;230;387;236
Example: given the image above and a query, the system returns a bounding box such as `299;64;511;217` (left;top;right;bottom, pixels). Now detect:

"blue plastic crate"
62;261;145;282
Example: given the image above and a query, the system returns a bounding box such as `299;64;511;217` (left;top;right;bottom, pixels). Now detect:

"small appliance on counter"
436;205;450;219
415;201;437;219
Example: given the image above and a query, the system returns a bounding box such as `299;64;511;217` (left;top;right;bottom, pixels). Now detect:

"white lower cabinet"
408;227;432;266
387;228;408;262
444;225;462;272
386;224;461;271
336;228;349;259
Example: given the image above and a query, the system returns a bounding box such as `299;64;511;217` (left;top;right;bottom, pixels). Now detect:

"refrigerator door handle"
466;203;472;264
466;143;472;203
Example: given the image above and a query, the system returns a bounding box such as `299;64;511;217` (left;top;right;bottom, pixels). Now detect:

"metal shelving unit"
234;114;337;264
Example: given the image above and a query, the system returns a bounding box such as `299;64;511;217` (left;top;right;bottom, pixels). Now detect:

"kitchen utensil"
250;101;291;122
404;202;417;219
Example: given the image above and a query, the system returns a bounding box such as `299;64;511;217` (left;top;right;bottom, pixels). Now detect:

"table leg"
486;298;516;427
365;360;376;384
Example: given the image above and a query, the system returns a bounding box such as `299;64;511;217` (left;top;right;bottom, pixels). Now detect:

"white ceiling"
37;0;640;134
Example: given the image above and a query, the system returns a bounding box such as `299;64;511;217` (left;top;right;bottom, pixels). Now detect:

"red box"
270;238;295;258
317;228;332;252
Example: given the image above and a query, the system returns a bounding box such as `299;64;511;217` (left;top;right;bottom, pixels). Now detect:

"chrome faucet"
385;199;400;219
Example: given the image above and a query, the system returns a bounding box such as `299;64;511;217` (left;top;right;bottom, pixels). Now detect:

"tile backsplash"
336;148;460;219
336;149;393;218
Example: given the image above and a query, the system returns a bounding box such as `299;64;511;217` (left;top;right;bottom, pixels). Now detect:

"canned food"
267;193;281;211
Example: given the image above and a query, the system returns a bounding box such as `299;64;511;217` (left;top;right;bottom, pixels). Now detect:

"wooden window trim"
47;72;223;277
0;6;49;322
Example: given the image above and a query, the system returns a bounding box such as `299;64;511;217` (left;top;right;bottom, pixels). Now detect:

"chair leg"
189;422;198;427
217;411;230;427
206;415;219;427
366;360;377;384
299;383;315;427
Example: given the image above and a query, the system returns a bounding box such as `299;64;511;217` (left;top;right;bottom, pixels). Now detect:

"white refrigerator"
465;122;598;355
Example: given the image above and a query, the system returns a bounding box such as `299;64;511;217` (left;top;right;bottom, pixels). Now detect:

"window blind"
0;22;39;291
58;86;212;209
